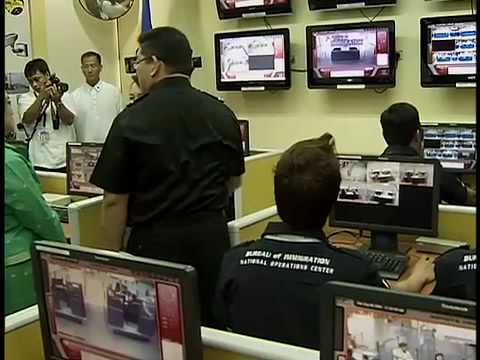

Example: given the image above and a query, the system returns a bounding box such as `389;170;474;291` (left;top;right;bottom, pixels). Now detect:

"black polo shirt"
381;145;468;205
90;77;245;226
214;222;387;350
432;247;476;301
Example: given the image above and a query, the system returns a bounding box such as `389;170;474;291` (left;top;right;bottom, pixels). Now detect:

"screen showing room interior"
68;145;103;195
219;34;286;82
334;297;476;360
40;252;186;360
426;21;476;77
312;27;391;79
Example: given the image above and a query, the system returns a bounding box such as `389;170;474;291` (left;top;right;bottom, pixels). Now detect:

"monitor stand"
370;231;410;255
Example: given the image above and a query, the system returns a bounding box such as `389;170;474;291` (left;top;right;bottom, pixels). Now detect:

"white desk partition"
439;204;476;215
5;305;39;333
228;205;278;246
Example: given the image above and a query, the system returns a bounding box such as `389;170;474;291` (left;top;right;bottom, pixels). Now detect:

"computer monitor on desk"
32;241;202;360
330;155;440;253
321;281;476;360
422;123;476;173
66;142;103;197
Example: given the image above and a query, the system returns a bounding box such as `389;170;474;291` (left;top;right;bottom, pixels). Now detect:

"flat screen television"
216;0;292;20
420;15;476;88
306;21;396;89
214;28;291;91
308;0;396;11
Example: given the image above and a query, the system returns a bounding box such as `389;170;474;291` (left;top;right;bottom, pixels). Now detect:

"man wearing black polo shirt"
214;133;435;349
380;103;475;206
90;27;245;327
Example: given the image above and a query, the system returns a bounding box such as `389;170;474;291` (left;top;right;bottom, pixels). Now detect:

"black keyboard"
50;205;69;223
363;250;408;280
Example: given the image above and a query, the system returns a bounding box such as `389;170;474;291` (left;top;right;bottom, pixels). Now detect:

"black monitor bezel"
215;0;292;20
308;0;396;11
421;122;476;174
306;20;396;89
214;28;291;91
320;281;476;360
31;240;203;360
329;155;440;236
66;142;104;197
420;15;477;88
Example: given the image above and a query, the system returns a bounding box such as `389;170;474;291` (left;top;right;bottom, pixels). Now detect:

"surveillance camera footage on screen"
219;34;286;82
219;0;288;9
312;27;392;79
426;21;476;77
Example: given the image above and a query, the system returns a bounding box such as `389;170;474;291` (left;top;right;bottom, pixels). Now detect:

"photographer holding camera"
18;58;77;172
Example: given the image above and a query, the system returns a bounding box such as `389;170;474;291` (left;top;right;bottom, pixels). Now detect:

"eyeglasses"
133;56;152;69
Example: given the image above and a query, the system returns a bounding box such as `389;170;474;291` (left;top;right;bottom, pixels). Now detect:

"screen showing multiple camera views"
425;21;476;77
68;144;103;196
219;34;286;82
218;0;289;9
334;159;435;231
334;297;476;360
39;252;186;360
423;126;476;171
311;27;391;79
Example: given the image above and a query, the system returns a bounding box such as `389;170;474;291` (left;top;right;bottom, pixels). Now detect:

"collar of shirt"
84;80;104;94
381;145;419;157
149;75;191;92
262;222;327;243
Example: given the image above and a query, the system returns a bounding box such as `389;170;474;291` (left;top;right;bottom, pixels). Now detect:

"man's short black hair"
24;58;50;79
138;26;193;75
380;103;420;146
81;51;102;65
274;133;341;230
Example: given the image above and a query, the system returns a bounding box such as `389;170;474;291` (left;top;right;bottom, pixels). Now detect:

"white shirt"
392;348;414;360
72;80;124;143
18;91;77;169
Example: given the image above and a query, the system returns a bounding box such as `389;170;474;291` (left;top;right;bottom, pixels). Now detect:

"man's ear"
149;56;163;78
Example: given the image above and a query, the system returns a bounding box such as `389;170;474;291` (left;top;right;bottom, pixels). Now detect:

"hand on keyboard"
410;256;435;284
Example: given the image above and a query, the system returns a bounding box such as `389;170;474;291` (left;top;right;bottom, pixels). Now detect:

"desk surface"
328;234;437;294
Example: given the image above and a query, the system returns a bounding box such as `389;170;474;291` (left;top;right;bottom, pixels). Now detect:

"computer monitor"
321;281;476;360
422;123;476;173
330;155;440;252
306;21;396;89
308;0;396;12
66;142;103;197
420;15;476;88
32;241;202;360
216;0;292;20
214;28;291;91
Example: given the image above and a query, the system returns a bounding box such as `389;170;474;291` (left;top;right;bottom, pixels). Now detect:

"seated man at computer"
214;133;435;349
380;103;475;206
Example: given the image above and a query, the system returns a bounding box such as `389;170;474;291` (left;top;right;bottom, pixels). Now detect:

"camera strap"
24;100;49;143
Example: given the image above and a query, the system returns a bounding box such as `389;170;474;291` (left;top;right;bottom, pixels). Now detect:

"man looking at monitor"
214;133;435;349
392;342;414;360
18;58;77;172
72;51;124;143
380;102;475;206
90;27;245;327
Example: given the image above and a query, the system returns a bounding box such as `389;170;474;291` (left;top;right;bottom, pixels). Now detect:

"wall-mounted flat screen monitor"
422;123;476;173
216;0;292;20
308;0;396;11
214;28;291;91
306;21;396;89
420;15;476;88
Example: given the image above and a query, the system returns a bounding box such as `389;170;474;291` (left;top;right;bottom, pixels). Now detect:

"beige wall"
30;0;475;152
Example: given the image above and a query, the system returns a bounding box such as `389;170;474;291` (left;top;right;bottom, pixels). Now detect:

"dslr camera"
48;73;69;93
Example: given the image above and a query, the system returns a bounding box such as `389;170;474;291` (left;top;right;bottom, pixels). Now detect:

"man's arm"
389;257;435;293
465;186;476;206
226;176;242;194
101;192;129;251
21;91;48;125
51;88;75;125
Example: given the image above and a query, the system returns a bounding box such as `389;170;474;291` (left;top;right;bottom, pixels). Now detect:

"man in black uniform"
432;247;476;301
214;133;435;349
90;27;245;327
380;102;475;205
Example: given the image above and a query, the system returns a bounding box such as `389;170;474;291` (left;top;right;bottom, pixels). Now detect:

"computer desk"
328;235;437;295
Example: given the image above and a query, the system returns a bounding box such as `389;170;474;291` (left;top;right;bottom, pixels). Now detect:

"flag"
142;0;152;33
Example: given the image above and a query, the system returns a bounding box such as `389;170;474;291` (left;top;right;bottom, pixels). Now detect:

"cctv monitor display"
215;28;291;91
421;15;476;87
330;156;440;251
307;21;396;89
422;123;476;173
32;241;202;360
216;0;292;20
308;0;396;11
321;282;476;360
66;142;103;197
